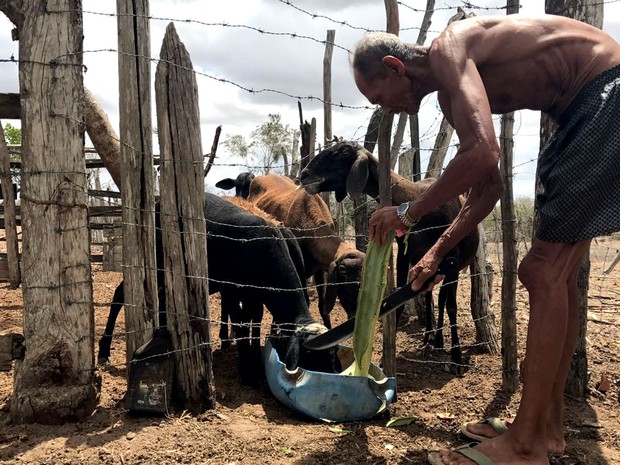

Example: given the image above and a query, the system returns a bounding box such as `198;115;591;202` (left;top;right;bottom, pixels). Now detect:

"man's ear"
381;55;405;75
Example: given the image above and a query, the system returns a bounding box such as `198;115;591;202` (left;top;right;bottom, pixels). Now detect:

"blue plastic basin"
264;337;396;422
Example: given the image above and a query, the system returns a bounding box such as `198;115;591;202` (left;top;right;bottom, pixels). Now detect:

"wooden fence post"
11;0;99;424
156;22;215;412
543;0;602;399
117;0;158;366
380;0;398;384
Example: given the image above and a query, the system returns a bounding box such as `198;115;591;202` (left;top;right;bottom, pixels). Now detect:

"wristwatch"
396;201;417;228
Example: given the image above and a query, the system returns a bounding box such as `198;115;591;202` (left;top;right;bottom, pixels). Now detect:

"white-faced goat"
98;193;340;386
217;174;365;329
299;141;480;374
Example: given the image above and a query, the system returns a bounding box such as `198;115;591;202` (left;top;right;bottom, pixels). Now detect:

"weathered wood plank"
156;22;215;412
11;0;99;424
117;0;157;364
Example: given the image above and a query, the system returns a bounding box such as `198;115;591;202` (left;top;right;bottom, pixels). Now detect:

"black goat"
218;195;309;349
299;141;480;374
215;172;255;199
98;193;340;386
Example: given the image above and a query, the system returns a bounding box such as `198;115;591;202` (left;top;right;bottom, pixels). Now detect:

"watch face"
397;203;408;215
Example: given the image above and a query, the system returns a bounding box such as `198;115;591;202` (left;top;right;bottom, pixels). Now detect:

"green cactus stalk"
342;232;395;377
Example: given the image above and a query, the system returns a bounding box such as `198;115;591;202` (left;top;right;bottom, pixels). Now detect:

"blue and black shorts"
536;64;620;243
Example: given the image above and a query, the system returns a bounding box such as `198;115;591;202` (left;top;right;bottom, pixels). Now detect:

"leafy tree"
3;122;22;145
2;122;21;184
222;134;250;171
223;114;295;175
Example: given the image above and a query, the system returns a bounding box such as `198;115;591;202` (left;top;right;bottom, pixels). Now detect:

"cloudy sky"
1;0;620;198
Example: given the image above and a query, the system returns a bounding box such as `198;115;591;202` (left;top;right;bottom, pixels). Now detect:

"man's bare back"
432;15;620;120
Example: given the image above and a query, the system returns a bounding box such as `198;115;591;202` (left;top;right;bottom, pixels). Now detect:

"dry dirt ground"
1;238;619;465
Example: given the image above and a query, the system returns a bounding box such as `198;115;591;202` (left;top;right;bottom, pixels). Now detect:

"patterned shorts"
536;64;620;243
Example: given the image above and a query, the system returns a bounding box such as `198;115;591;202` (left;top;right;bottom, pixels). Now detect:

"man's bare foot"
463;418;565;456
431;433;549;465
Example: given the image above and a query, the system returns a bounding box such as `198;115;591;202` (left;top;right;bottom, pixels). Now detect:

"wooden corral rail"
7;145;162;169
0;205;122;226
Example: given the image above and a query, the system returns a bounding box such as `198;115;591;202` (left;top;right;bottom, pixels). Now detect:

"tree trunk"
11;0;99;424
83;88;122;190
156;23;215;412
281;147;289;177
543;0;602;398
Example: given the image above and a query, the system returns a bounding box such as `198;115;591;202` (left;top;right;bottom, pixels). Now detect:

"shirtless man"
353;14;620;465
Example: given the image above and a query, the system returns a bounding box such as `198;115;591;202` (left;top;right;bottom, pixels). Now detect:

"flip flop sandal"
461;417;509;442
428;442;495;465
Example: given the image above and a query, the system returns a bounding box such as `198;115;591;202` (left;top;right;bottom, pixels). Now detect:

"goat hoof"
419;343;434;358
446;351;467;376
445;362;468;376
97;356;111;366
432;337;444;350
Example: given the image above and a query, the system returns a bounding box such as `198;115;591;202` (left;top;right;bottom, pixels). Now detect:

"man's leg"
438;239;590;464
463;239;590;454
544;239;590;452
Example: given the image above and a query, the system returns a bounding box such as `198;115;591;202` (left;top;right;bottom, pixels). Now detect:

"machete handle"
379;256;459;317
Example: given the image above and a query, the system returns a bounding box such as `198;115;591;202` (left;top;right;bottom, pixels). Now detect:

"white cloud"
3;0;620;200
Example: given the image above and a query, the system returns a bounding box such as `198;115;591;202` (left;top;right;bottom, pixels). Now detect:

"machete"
303;257;459;350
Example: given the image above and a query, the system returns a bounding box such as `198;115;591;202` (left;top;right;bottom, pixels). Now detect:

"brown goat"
224;196;281;225
299;141;480;374
218;174;365;328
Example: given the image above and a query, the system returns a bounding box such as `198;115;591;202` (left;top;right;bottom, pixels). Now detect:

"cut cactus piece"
349;232;395;377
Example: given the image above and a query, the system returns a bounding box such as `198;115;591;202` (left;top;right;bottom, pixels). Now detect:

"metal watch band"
397;202;416;228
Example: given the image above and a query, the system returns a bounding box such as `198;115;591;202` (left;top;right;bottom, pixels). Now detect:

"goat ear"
323;261;339;317
346;153;369;198
215;178;236;190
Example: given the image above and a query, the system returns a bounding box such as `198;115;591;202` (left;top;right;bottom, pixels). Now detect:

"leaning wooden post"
117;0;158;366
11;0;99;423
425;118;454;179
0;122;20;287
156;23;215;412
380;0;399;383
